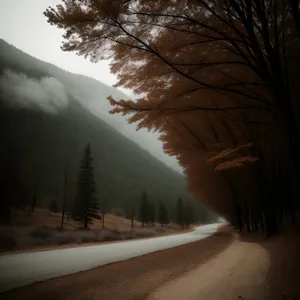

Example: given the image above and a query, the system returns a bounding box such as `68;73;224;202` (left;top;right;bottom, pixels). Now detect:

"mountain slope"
0;39;213;222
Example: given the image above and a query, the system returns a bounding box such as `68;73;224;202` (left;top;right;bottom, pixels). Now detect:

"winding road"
0;223;220;293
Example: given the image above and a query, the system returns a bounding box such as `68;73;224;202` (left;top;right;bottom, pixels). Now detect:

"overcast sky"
0;0;183;173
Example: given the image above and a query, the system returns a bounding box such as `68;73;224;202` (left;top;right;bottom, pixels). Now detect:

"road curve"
0;223;220;293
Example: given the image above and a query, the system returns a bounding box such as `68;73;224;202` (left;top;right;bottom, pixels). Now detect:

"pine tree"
159;201;168;227
177;197;184;228
139;192;149;227
72;143;98;228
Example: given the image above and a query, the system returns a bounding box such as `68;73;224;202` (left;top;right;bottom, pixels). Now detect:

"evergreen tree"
139;192;149;227
72;143;98;228
159;201;168;227
177;197;184;228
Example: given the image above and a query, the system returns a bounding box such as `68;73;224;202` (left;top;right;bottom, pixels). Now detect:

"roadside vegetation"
0;208;192;252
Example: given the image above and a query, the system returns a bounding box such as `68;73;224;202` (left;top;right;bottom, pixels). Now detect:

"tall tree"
72;143;98;228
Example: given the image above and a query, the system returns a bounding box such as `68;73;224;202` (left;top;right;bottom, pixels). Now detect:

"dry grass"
4;208;144;231
0;208;190;253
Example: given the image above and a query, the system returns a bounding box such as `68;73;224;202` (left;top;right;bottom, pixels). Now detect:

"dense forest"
44;0;300;236
0;39;214;224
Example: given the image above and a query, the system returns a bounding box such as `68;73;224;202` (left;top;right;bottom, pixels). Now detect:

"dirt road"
1;231;232;300
149;235;270;300
2;229;299;300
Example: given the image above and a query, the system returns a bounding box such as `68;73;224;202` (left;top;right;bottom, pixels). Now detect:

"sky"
0;0;183;173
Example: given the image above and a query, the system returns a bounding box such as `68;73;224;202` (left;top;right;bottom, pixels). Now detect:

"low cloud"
0;69;68;113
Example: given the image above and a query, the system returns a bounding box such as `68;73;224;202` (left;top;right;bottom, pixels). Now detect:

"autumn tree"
73;143;99;228
45;0;300;235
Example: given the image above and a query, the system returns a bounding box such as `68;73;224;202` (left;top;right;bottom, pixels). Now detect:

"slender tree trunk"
131;211;134;230
102;211;105;229
84;216;88;228
61;170;68;229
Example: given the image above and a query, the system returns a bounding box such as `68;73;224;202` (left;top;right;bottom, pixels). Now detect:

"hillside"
0;39;214;223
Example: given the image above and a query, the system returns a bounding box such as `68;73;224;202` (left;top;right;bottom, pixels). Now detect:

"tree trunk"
84;217;88;228
102;211;105;229
131;211;134;230
61;170;68;229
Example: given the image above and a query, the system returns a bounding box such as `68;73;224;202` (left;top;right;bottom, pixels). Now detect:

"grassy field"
0;208;189;253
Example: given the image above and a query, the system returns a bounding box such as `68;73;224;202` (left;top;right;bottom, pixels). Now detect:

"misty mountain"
0;39;213;222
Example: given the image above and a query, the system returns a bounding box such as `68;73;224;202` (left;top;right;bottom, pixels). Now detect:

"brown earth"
2;226;300;300
1;231;233;300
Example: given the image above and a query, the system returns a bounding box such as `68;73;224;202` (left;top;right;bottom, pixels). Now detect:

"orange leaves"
207;143;258;172
214;156;259;171
207;143;254;164
207;143;259;172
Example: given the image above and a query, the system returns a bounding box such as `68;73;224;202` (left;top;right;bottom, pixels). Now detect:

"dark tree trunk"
131;211;134;230
245;204;251;232
61;170;68;229
102;211;105;229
